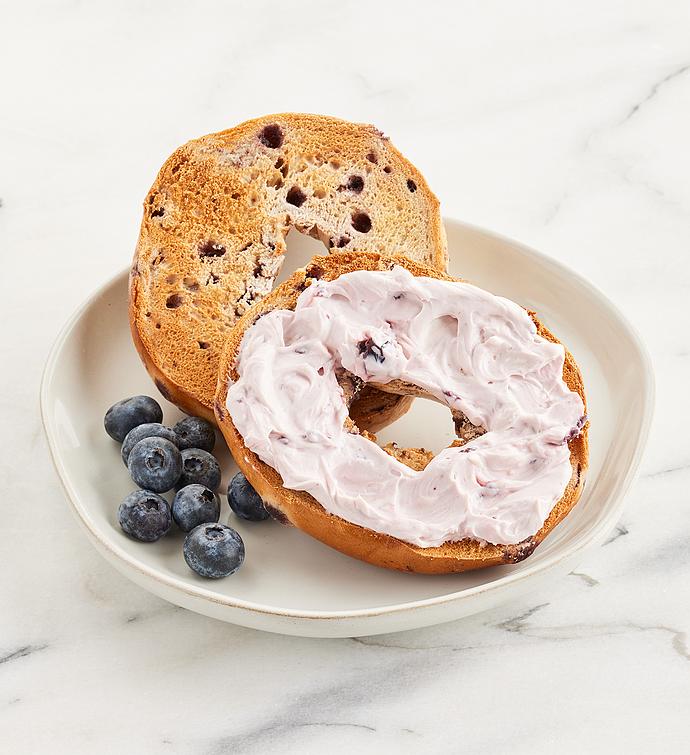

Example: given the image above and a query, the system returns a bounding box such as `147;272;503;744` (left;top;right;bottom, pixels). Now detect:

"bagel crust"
129;114;447;427
215;252;589;574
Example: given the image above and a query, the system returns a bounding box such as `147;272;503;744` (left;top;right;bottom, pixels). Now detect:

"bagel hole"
273;227;327;287
371;396;463;457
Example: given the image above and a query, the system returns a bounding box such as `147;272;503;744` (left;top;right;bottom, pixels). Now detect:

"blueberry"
173;416;216;452
178;449;221;491
121;423;179;466
128;437;182;493
172;484;220;532
228;472;269;521
104;395;162;442
118;490;171;542
183;523;245;578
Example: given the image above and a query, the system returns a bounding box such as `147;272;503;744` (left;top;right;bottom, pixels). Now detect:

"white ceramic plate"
41;219;654;637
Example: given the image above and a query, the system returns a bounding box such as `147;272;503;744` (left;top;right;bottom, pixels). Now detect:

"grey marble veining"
2;1;689;752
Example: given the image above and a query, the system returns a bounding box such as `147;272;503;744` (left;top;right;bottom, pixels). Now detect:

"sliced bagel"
129;114;447;429
215;253;589;574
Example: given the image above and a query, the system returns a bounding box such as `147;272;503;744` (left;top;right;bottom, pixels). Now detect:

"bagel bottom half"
214;252;589;574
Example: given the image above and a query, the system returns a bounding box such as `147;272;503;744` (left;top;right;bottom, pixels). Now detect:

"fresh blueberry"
173;416;216;452
104;395;162;442
118;489;171;542
172;484;220;532
121;423;179;466
227;472;269;521
178;448;221;491
183;523;245;578
128;437;182;493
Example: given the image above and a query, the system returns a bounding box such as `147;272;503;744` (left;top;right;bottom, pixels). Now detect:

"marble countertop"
3;1;688;752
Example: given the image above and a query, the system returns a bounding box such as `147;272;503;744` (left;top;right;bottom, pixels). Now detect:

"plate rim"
40;218;655;622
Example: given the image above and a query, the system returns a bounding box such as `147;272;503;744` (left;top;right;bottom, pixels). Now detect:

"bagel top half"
214;252;589;574
129;114;447;422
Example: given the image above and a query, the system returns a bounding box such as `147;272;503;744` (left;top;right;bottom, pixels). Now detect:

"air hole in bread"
275;158;289;178
199;241;226;259
183;277;199;291
151;207;165;218
207;273;220;285
286;186;307;207
166;294;184;309
155;322;161;329
383;166;392;174
351;211;372;233
152;252;165;267
267;173;284;189
366;152;378;164
198;341;210;350
259;124;284;149
231;192;241;200
171;157;188;175
407;179;417;192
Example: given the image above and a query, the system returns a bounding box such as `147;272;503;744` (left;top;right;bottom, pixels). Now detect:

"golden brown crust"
214;252;589;574
129;114;447;427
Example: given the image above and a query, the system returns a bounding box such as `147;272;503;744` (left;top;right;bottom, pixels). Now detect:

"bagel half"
215;253;589;574
129;114;447;431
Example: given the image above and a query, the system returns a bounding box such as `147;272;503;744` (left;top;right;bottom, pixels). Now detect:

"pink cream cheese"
226;266;585;547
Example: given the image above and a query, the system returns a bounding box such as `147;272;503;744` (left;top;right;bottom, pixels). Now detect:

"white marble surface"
2;1;689;752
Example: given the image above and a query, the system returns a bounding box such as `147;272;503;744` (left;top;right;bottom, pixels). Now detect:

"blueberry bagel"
130;114;447;431
215;253;589;574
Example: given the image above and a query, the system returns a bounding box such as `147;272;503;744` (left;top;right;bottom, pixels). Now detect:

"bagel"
215;253;589;574
129;114;447;432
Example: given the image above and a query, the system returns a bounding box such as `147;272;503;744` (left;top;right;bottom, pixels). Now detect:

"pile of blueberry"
104;395;269;579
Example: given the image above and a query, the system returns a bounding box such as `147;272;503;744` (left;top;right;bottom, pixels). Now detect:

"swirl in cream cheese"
227;266;585;547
